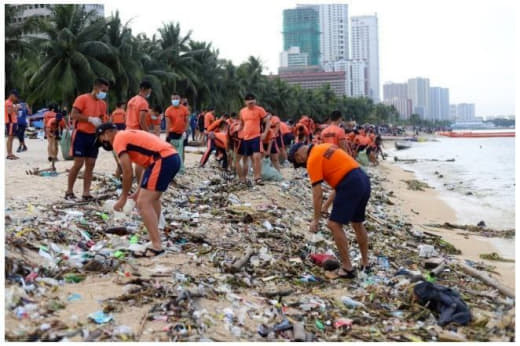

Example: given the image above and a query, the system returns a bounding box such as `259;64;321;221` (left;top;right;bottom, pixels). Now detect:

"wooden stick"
229;248;255;273
367;212;385;225
459;262;515;298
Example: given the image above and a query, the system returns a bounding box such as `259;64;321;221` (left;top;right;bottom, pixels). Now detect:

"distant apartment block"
10;4;104;23
383;82;408;100
407;77;430;119
351;15;380;101
277;70;347;97
280;46;310;68
282;8;321;66
383;98;413;120
455;103;476;122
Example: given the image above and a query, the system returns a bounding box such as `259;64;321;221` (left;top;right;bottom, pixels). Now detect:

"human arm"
310;183;323;232
114;153;133;211
138;110;148;131
261;115;271;141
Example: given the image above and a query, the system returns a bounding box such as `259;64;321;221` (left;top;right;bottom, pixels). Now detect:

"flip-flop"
139;248;165;258
255;178;264;186
337;267;356;279
65;192;77;200
82;195;95;201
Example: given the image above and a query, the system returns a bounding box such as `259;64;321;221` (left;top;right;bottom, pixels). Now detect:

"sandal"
254;178;264;186
6;155;19;160
360;264;373;274
65;192;77;200
82;195;95;201
337;267;356;279
140;247;165;258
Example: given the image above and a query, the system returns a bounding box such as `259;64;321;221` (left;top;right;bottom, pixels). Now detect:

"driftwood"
229;248;255;273
459;262;514;298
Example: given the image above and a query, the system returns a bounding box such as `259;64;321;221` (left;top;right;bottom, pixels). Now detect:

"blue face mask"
172;99;180;106
97;91;107;100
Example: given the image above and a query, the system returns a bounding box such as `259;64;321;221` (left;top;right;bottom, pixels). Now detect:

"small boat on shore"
395;141;412;150
438;131;515;138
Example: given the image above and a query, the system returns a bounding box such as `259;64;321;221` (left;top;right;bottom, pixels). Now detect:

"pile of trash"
4;159;515;341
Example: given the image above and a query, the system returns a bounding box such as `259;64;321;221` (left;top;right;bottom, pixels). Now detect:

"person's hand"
113;197;127;212
129;190;140;201
261;133;267;141
309;220;319;233
88;117;102;127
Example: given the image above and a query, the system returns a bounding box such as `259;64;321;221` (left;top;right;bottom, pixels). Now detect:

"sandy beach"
4;136;515;341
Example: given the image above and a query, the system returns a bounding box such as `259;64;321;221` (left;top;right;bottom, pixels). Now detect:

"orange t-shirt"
113;130;177;168
126;95;149;130
165;105;189;134
213;132;229;150
207;118;225;132
280;122;292;135
321;124;346;146
347;132;356;143
262;128;275;144
111;108;126;124
294;122;309;136
270;115;281;137
306;143;359;188
355;134;371;146
47;118;66;130
5;99;17;124
239;105;267;140
229;119;243;139
72;93;107;134
204;112;215;130
146;112;162;128
43;111;57;127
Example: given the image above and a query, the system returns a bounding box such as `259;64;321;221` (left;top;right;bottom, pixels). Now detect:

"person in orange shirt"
237;93;271;186
146;105;162;137
165;93;190;141
96;123;181;256
321;110;351;155
228;112;243;174
5;89;20;160
294;121;310;144
110;102;126;130
288;142;371;278
279;121;293;163
204;107;216;133
200;120;230;170
126;80;152;131
196;111;206;142
264;114;281;171
46;113;66;171
65;78;109;201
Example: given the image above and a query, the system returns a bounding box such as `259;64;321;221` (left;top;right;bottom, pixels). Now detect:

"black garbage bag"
413;281;471;326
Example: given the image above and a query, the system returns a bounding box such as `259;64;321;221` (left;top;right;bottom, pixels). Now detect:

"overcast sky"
102;0;515;117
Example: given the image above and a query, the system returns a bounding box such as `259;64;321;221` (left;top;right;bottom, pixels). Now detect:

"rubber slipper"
82;195;95;201
65;192;77;200
337;267;356;279
255;178;264;186
142;248;165;258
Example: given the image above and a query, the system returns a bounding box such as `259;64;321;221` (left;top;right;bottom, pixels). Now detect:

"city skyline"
98;0;514;117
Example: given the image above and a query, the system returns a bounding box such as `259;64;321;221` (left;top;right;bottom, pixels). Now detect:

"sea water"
388;136;515;230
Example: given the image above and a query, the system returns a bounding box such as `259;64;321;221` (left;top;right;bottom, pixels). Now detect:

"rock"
477;220;486;228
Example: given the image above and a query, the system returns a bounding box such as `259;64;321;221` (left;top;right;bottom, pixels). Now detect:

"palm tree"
27;5;115;106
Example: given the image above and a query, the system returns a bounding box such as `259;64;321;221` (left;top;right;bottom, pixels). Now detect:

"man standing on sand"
288;142;371;278
96;123;181;256
5;89;20;160
237;93;271;186
165;92;190;170
16;100;30;153
65;78;109;200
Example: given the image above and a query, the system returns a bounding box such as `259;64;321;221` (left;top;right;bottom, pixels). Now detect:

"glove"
182;132;187;140
88;117;102;127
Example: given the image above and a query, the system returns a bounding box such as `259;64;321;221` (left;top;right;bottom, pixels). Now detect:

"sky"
100;0;514;117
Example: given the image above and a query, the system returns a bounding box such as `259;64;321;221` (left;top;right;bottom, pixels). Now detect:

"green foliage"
6;4;422;126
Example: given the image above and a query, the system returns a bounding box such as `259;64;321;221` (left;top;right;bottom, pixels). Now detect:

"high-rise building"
283;8;321;66
351;15;380;101
439;88;450;121
456;103;476;122
383;98;413;120
10;4;104;24
297;4;349;66
349;60;368;97
407;77;430;119
280;47;310;68
383;82;408;100
450;104;457;121
429;87;441;121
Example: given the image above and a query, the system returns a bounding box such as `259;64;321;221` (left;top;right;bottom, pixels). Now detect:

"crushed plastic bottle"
341;296;365;309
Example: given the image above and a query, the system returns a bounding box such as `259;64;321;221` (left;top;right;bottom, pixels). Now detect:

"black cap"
94;122;118;146
9;89;20;97
288;143;305;169
244;93;255;101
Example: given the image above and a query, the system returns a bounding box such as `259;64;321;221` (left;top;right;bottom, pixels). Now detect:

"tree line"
6;4;441;126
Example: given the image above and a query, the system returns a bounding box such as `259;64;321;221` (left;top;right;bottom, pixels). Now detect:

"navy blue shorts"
115;123;126;130
238;137;261;156
330;168;371;224
263;140;279;154
167;132;183;141
275;136;283;149
283;133;294;146
141;154;180;192
71;130;99;158
5;123;18;137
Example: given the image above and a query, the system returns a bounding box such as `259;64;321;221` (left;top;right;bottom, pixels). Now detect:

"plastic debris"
88;311;113;324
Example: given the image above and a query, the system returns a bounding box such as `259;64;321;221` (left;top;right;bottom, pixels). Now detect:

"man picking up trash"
96;123;181;257
288;142;371;278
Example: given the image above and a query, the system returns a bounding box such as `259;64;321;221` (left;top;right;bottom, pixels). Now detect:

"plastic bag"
169;138;185;173
356;151;370;166
261;158;283;181
60;128;74;161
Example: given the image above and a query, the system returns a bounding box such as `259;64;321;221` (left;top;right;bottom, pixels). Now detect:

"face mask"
146;92;151;99
172;100;180;106
101;141;113;151
97;91;107;100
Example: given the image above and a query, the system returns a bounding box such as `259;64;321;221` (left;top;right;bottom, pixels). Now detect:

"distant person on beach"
110;102;126;130
196;110;205;142
46;113;66;171
5;89;20;160
288;142;371;278
200;119;230;170
125;80;153;187
165;92;190;142
236;93;271;186
204;107;216;134
96;123;181;256
321;110;351;155
189;113;197;141
16;100;30;153
279;120;293;163
146;105;162;137
65;78;109;200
